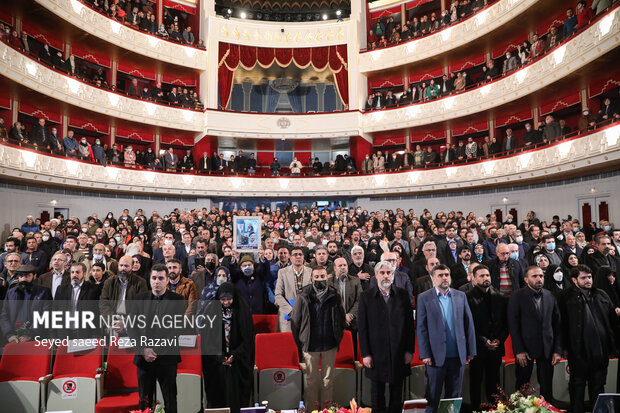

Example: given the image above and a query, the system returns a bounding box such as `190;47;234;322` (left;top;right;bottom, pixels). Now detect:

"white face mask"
216;276;227;286
164;239;173;245
93;254;103;261
42;236;50;242
104;223;109;227
553;270;563;282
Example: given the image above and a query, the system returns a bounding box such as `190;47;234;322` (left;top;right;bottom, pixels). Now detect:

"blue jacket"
21;250;48;274
0;284;52;339
416;287;476;366
20;222;40;234
63;136;78;153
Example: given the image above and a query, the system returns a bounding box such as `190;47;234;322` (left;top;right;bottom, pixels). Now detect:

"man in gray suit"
163;147;178;171
275;246;311;332
416;264;477;413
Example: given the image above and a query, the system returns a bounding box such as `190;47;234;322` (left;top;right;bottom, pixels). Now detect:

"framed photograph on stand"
233;216;261;253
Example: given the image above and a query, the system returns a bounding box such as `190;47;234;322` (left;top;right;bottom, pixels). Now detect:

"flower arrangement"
479;385;561;413
310;398;371;413
129;404;164;413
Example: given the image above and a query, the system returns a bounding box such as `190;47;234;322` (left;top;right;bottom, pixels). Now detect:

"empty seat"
46;344;104;413
95;343;139;413
254;332;302;409
332;330;359;405
252;314;278;334
0;341;52;413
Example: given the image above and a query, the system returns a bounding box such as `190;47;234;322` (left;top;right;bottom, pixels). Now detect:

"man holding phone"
189;238;217;276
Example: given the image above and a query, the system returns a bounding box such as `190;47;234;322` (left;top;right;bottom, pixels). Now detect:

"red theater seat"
252;314;278;334
254;332;302;409
95;343;139;413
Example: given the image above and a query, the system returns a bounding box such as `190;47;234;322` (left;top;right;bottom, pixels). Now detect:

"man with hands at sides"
358;260;414;413
416;264;476;413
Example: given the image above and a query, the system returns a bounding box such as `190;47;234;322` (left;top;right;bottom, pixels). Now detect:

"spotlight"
322;14;328;20
240;11;247;19
336;10;342;16
225;8;232;19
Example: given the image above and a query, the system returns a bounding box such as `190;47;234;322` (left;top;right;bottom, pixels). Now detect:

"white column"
349;0;366;111
205;15;220;109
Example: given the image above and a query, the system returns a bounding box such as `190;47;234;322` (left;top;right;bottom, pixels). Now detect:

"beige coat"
274;265;312;332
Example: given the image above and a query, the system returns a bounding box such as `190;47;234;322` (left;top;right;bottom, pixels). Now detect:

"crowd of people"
84;0;205;48
362;111;618;172
365;1;608;110
0;205;618;412
0;22;203;110
368;0;490;50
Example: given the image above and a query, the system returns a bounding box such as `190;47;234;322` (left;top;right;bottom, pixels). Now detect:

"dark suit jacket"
358;285;415;382
52;280;101;338
127;290;185;367
414;275;433;299
488;258;524;292
507;286;562;359
328;274;363;330
416;288;477;366
198;156;211;171
466;286;508;358
163;152;179;169
370;270;413;304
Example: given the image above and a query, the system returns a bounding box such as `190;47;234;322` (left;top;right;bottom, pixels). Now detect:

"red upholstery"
95;344;139;413
255;332;299;372
503;335;515;364
178;336;202;375
0;341;51;382
103;344;138;389
410;339;424;367
335;331;355;369
95;391;139;413
252;314;278;334
52;344;103;380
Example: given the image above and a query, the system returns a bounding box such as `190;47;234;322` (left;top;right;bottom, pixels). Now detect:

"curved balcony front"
1;125;617;197
362;9;620;133
0;42;204;133
359;0;539;73
35;0;207;70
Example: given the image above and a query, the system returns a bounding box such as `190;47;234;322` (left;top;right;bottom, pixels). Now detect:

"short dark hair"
65;235;78;242
472;264;489;278
311;267;328;278
151;263;169;276
525;265;543;277
290;246;304;256
431;264;450;277
167;258;182;266
542;234;555;242
70;262;87;274
457;245;471;255
569;264;592;279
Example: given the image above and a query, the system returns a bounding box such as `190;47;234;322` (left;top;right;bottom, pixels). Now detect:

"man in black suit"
584;234;616;276
52;262;101;339
358;260;414;413
30;118;50;149
414;257;439;299
508;265;562;401
466;265;508;411
127;263;185;413
198;151;211;171
450;246;472;288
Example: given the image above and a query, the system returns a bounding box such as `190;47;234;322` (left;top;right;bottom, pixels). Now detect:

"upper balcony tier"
34;0;208;70
0;42;204;132
1;124;617;197
360;0;541;74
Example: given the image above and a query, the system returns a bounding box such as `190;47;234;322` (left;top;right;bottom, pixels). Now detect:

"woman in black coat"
201;282;254;413
543;264;571;296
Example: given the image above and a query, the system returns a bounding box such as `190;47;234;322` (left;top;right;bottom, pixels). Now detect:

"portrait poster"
233;216;261;253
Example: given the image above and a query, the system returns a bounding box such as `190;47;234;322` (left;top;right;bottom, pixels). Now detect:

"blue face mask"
572;227;579;233
604;225;612;232
510;252;519;260
551;228;557;234
546;242;556;251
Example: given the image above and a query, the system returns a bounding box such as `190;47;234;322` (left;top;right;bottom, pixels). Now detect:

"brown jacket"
37;270;70;292
168;276;198;317
99;273;148;318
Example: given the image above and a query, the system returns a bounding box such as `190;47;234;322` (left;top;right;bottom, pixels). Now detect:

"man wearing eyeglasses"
2;252;22;286
275;246;312;332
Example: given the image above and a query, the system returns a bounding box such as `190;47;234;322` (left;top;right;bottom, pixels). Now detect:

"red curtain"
218;42;349;109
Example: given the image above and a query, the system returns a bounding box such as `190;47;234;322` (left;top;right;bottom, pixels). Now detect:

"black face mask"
205;261;216;272
313;280;327;291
